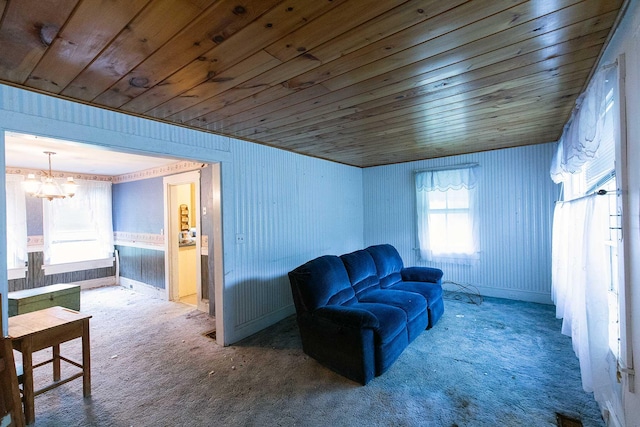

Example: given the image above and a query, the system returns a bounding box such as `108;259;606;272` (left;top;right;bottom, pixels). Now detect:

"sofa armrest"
313;306;379;329
401;266;444;284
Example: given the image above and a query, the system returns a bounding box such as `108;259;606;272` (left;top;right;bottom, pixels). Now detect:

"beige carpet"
18;286;603;426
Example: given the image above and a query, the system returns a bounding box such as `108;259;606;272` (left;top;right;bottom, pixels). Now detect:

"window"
564;85;616;200
550;63;627;404
558;68;619;359
43;179;114;267
5;174;27;276
415;166;480;264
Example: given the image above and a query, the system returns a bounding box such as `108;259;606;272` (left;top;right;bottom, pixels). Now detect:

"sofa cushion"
357;289;426;323
365;244;404;288
388;282;442;308
288;255;356;312
347;302;408;374
386;282;444;329
340;250;381;298
357;289;428;342
345;301;406;346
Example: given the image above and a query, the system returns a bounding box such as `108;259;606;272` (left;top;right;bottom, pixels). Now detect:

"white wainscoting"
363;143;559;304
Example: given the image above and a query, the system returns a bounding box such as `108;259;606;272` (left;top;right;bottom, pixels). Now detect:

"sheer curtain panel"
550;61;624;423
5;174;27;269
550;66;616;184
43;179;114;265
552;196;612;396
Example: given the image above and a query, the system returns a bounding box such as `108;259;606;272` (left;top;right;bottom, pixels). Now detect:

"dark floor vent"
556;413;583;427
203;330;216;340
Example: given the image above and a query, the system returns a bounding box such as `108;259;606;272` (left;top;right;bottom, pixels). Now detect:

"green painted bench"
7;284;81;317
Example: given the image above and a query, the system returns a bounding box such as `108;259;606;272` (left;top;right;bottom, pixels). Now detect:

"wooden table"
8;306;92;425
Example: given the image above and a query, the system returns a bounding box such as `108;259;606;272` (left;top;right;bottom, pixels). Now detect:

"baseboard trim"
77;276;117;290
119;277;166;300
230;304;296;344
442;282;553;305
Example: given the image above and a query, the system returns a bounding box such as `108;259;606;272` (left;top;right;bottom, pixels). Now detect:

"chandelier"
23;151;78;201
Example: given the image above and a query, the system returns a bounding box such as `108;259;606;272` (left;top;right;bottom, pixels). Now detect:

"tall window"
563;82;619;359
43;179;114;265
550;62;625;411
5;174;27;270
415;166;480;264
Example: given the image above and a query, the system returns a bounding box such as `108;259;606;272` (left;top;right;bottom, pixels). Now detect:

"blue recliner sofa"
288;244;444;384
366;244;445;329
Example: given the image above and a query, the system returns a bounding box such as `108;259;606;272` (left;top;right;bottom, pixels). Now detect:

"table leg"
53;344;61;381
82;319;91;397
21;338;35;425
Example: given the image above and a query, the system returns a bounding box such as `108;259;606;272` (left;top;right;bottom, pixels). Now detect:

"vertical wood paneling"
201;255;209;301
7;251;115;291
1;84;364;343
116;245;165;289
229;141;363;328
0;85;231;152
363;144;558;303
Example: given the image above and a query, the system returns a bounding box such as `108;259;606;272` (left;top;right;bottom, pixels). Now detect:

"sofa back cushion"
340;250;381;298
365;244;404;288
288;255;356;313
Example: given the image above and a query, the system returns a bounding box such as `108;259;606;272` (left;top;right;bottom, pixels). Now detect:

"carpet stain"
203;329;216;340
557;413;584;427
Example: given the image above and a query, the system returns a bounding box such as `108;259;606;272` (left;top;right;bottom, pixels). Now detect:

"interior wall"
200;164;214;304
0;84;364;344
112;177;164;233
112;176;166;290
227;140;364;339
362;143;558;304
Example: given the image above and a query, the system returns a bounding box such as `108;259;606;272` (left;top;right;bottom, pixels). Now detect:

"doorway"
163;171;207;312
3;123;226;345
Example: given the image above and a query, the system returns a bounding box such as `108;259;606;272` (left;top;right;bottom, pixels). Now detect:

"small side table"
8;306;92;425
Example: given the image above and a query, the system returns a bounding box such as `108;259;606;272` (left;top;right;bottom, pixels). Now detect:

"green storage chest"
8;283;81;316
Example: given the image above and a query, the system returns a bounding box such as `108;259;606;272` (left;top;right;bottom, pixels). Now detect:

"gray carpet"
19;286;603;426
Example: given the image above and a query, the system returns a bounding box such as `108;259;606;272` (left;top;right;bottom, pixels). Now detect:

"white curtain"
415;166;480;264
550;61;622;419
5;174;27;268
550;66;615;183
552;196;616;404
43;179;113;264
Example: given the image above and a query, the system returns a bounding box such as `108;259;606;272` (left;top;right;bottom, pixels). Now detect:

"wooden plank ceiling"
0;0;625;167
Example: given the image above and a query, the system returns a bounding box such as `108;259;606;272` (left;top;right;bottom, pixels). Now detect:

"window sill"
8;267;27;280
43;257;115;275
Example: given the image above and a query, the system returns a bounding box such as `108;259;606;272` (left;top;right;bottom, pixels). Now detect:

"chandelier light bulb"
22;152;78;200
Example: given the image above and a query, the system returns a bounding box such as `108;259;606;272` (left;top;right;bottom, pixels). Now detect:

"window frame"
415;165;480;265
42;179;114;269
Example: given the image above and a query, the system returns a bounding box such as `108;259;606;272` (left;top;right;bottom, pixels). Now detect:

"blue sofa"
288;244;444;384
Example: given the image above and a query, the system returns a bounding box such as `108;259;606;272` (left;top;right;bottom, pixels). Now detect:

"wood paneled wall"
363;143;558;304
115;246;165;290
1;82;365;345
8;251;114;292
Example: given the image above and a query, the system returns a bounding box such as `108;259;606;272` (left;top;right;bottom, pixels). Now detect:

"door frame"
614;54;634;393
163;170;206;312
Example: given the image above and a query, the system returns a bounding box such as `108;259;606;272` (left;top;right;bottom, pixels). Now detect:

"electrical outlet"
236;234;246;244
202;207;207;215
